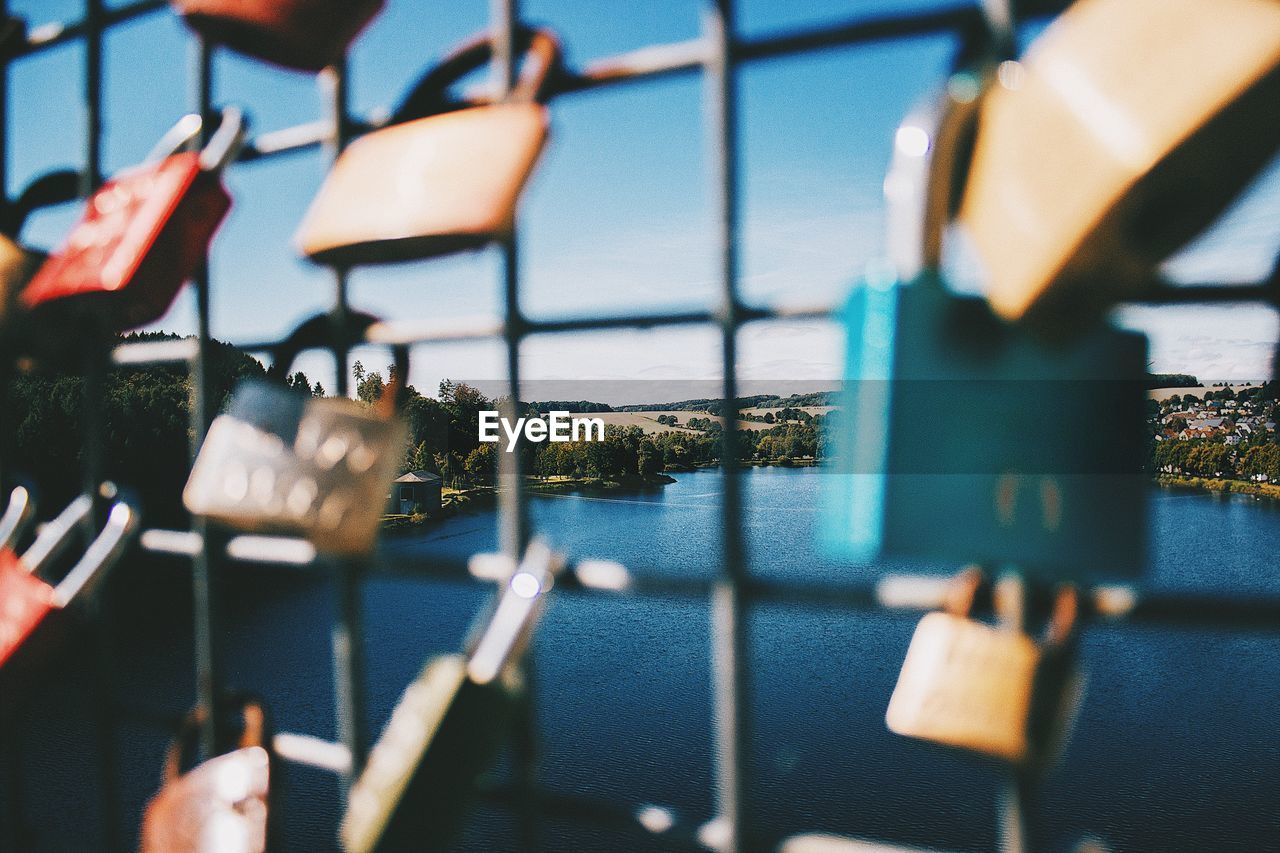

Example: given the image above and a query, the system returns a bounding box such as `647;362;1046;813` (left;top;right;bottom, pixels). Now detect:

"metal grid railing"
2;1;1279;851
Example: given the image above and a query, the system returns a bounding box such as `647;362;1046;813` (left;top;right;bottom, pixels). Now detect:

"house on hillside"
392;470;442;515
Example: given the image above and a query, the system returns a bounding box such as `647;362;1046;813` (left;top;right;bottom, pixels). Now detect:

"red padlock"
20;109;246;332
172;0;385;71
0;494;136;676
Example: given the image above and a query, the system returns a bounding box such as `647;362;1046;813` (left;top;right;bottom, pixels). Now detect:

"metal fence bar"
15;1;167;57
705;2;752;851
78;2;126;847
187;34;222;765
318;59;372;794
13;6;985;167
489;2;543;849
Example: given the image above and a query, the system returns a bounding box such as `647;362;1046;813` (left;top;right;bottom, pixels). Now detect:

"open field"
740;405;835;418
1149;385;1256;401
571;410;776;434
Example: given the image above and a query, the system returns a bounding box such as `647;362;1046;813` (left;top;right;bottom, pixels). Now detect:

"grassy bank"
1156;474;1280;501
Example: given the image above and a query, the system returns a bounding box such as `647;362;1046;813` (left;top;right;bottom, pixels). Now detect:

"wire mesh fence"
0;1;1278;851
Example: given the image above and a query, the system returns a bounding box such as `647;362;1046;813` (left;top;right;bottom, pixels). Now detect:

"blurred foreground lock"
20;108;245;332
342;539;563;853
886;570;1081;768
826;68;1149;581
141;697;274;853
172;0;384;71
184;312;408;556
0;493;136;680
959;0;1280;329
295;27;561;267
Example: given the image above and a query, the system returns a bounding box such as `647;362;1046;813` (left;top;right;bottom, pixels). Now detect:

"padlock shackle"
0;485;33;552
268;310;410;411
199;106;248;173
883;3;1022;282
942;565;983;617
18;493;93;576
1;169;82;238
50;500;137;608
884;70;988;281
390;26;563;125
141;107;248;173
466;538;564;685
163;695;271;783
143;113;204;166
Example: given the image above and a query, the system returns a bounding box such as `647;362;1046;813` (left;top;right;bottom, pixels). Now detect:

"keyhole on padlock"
995;473;1064;532
995;472;1018;527
1039;476;1062;532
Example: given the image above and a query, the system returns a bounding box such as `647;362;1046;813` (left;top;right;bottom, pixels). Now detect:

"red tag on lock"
21;151;231;331
0;550;55;668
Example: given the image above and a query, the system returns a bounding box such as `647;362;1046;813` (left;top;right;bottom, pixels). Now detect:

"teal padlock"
825;72;1149;580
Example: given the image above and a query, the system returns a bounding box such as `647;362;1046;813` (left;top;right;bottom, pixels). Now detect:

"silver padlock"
184;312;408;555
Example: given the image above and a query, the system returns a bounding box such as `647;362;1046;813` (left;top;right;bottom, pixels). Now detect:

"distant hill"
525;400;614;413
613;392;836;414
1149;374;1200;389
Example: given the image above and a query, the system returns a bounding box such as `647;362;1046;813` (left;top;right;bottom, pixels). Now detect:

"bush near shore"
1156;474;1280;501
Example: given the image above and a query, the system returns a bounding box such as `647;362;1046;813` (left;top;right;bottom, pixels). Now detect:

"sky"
6;0;1279;401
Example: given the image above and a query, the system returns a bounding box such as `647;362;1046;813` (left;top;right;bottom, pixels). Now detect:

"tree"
637;441;662;477
356;369;385;405
463;444;496;485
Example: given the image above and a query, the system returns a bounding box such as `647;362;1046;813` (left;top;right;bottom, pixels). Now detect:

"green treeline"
389;376;827;488
2;332;278;524
1;335;828;521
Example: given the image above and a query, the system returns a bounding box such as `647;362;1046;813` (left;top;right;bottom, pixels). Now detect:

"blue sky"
7;0;1279;398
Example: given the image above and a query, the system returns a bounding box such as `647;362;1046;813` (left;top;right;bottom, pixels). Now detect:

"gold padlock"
959;0;1280;329
885;569;1078;764
295;28;561;267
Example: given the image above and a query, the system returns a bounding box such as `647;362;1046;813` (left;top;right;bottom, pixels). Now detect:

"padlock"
183;311;409;555
825;68;1149;580
295;27;562;267
172;0;384;72
140;696;274;853
0;494;137;674
20;108;246;332
885;569;1081;766
958;0;1280;329
342;539;563;853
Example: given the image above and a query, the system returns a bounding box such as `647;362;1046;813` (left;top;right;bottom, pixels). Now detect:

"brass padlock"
885;569;1079;765
342;539;563;853
959;0;1280;329
183;312;408;555
295;27;562;266
140;697;274;853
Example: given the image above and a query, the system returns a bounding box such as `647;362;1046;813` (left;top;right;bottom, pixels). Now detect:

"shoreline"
1155;474;1280;501
381;472;679;534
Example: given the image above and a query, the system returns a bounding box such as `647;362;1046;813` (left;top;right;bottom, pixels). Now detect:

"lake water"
5;467;1280;851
